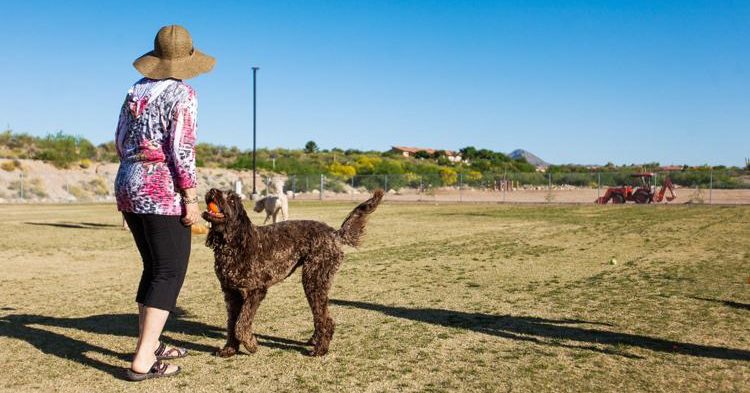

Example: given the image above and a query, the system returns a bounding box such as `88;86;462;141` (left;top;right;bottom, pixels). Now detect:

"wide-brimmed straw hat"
133;25;215;80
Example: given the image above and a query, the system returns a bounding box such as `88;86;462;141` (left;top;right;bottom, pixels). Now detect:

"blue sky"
0;1;747;166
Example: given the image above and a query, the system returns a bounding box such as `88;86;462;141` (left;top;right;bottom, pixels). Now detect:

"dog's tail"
336;189;384;247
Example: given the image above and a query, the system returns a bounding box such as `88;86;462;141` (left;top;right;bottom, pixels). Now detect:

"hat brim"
133;49;216;80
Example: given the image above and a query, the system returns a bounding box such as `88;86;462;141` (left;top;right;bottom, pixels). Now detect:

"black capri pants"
123;212;191;312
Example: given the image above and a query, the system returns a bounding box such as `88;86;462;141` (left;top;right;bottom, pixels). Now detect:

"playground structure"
595;173;677;204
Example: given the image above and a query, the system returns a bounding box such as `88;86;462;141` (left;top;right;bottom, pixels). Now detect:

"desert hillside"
0;159;277;203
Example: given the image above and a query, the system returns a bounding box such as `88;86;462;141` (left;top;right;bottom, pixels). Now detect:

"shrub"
68;185;89;200
96;141;119;163
329;162;356;179
439;167;457;186
88;177;110;196
36;132;96;168
28;178;48;198
10;177;48;198
355;156;381;174
1;160;21;172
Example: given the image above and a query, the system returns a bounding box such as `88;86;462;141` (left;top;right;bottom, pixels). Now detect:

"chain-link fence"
0;160;748;205
283;169;750;204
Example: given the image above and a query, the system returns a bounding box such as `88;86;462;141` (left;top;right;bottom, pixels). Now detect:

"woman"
115;25;214;381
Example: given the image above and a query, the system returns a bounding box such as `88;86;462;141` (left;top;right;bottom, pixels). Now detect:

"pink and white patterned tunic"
115;78;198;215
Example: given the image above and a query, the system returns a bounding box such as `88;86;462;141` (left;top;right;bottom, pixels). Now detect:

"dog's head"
203;188;247;230
253;197;267;213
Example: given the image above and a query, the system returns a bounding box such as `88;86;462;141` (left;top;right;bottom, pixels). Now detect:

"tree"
304;141;318;154
459;146;478;160
414;150;431;159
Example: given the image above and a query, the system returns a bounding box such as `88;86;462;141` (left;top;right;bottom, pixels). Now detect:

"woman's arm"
169;89;198;191
169;88;199;225
115;101;129;159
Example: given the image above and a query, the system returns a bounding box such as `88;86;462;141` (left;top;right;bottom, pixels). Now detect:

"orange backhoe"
595;173;677;204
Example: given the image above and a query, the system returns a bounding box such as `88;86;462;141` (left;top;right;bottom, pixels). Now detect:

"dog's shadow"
331;299;750;361
0;309;308;378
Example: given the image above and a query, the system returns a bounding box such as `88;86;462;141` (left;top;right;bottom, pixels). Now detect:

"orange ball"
207;202;221;214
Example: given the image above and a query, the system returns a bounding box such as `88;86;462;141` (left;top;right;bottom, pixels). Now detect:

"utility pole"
252;66;259;196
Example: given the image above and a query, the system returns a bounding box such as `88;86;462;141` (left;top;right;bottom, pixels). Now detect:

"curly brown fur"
203;188;384;357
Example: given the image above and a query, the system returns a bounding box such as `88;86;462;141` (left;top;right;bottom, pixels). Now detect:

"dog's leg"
234;288;267;354
263;213;270;225
272;208;279;224
302;273;320;348
216;288;243;357
302;260;339;356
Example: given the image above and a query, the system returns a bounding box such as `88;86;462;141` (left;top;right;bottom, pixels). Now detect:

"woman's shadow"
0;308;308;378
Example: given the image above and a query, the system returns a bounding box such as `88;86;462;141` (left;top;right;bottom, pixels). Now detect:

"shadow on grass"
0;310;307;377
331;299;750;361
689;296;750;311
25;222;121;230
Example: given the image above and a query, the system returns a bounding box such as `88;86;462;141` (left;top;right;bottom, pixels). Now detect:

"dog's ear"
226;192;248;218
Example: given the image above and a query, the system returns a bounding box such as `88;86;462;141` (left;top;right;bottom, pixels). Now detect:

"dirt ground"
0;201;748;392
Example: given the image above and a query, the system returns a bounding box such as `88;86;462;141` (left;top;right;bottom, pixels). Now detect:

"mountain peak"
509;149;550;167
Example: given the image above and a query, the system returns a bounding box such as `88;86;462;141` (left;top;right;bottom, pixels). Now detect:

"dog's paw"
215;346;238;358
305;336;318;346
307;346;328;357
241;336;258;354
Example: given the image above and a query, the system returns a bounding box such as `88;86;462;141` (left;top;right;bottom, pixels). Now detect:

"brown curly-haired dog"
202;188;384;357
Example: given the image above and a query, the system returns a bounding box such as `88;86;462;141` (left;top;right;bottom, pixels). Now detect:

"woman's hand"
182;202;200;226
180;188;200;226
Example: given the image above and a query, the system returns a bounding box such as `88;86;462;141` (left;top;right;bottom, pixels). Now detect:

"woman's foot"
155;341;188;360
131;350;179;376
126;360;180;381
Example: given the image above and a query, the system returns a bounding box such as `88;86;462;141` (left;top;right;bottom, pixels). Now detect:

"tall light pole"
252;66;259;195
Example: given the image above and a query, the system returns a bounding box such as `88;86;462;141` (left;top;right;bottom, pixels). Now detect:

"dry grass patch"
0;202;748;392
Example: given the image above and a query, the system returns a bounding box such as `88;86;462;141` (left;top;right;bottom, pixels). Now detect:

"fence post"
351;176;355;201
19;172;24;199
459;173;463;202
548;172;553;204
384;174;388;192
291;176;296;195
709;168;713;204
419;176;423;202
320;174;324;200
503;169;508;202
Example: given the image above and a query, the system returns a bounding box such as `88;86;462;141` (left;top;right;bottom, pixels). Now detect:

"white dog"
253;195;288;224
253;179;289;224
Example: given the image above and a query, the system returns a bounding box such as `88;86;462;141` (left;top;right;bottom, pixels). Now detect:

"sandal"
125;360;180;381
154;341;188;360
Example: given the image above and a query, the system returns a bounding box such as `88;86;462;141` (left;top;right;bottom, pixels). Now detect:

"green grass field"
0;201;748;392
